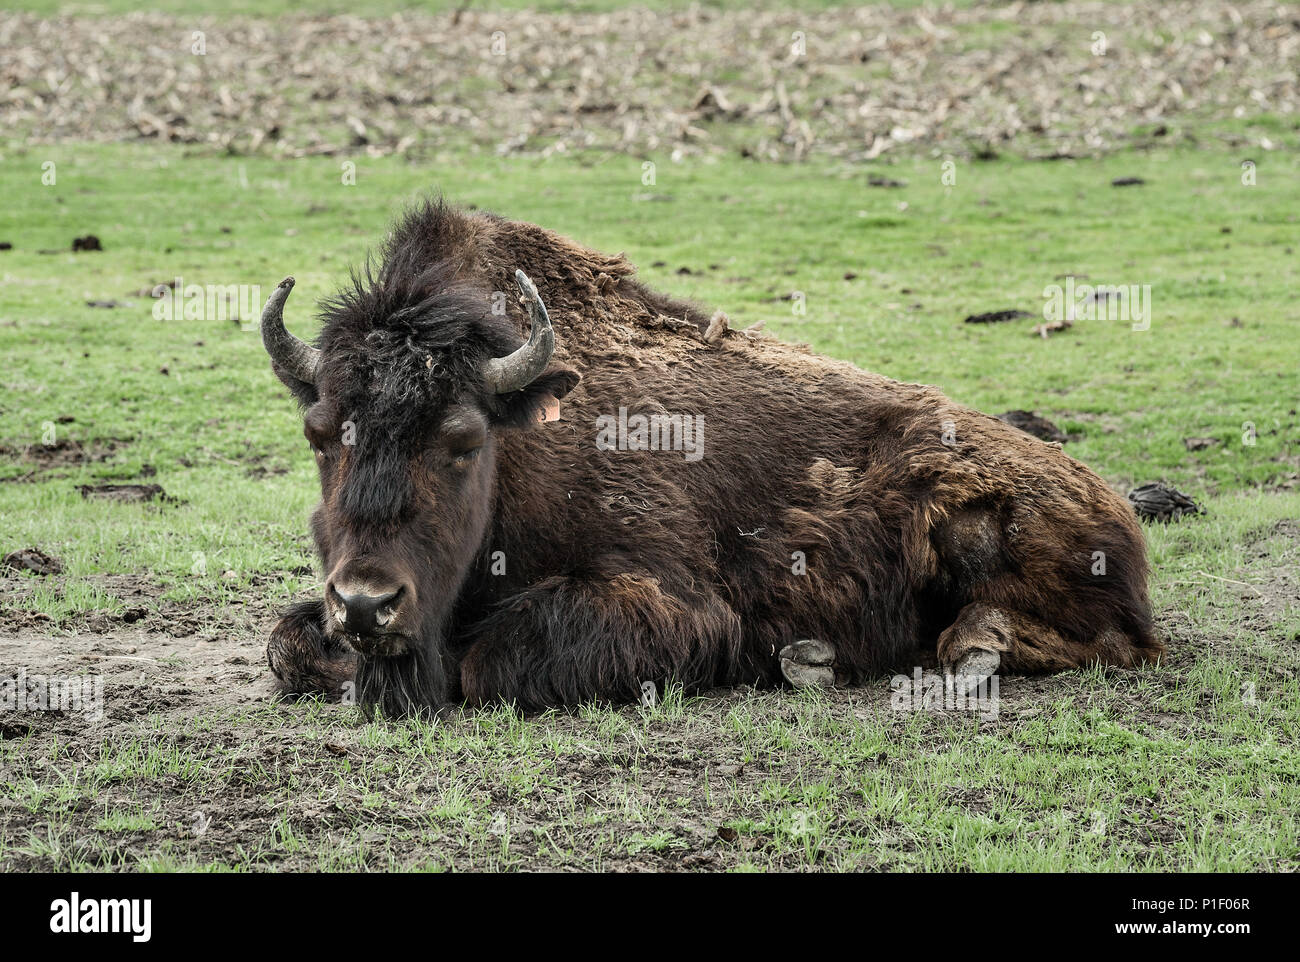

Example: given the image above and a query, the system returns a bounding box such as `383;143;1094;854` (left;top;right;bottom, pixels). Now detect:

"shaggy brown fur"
266;198;1161;716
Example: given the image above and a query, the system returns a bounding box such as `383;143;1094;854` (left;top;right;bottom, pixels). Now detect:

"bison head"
261;264;579;715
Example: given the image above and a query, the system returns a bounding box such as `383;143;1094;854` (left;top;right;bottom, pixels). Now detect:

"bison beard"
260;197;1162;717
354;642;450;719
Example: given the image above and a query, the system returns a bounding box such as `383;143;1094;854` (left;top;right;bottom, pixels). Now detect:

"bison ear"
492;365;580;429
272;361;319;408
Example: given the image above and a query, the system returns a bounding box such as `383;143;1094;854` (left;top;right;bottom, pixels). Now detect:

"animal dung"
997;410;1067;443
964;309;1034;324
2;547;63;576
76;483;169;504
1127;483;1204;523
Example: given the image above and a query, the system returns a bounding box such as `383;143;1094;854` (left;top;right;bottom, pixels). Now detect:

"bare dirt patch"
0;438;132;481
75;483;172;504
0;568;287;636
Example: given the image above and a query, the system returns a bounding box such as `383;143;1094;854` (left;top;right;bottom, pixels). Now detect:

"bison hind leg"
267;599;357;702
779;639;841;689
937;602;1159;695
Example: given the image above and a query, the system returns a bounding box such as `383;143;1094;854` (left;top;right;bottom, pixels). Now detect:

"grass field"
2;144;1296;589
1;139;1296;871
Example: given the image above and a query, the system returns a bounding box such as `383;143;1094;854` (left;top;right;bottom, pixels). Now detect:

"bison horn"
260;276;320;386
483;270;556;394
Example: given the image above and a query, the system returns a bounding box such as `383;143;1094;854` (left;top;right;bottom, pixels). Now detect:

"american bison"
262;198;1161;716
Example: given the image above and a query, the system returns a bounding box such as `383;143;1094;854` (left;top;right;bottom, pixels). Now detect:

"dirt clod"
75;483;167;503
964;309;1034;324
2;547;64;575
998;411;1067;443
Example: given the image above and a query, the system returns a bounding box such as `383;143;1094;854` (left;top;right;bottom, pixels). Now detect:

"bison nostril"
374;586;404;626
332;585;403;635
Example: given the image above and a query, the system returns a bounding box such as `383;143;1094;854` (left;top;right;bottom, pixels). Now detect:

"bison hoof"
267;601;357;702
780;639;837;689
950;648;1001;695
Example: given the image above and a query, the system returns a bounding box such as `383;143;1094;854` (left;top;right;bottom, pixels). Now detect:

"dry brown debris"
1;2;1294;161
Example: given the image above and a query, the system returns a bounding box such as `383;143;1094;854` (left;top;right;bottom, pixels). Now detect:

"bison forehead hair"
304;200;578;526
313;201;522;430
319;267;487;434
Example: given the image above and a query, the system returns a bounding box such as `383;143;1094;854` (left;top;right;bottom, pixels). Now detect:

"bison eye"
451;447;482;468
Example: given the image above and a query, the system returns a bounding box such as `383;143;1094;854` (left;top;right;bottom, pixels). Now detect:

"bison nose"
329;584;403;635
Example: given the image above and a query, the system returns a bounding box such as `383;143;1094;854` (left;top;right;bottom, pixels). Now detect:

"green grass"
1;138;1297;871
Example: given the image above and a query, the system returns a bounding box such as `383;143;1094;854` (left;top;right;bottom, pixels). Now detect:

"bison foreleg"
937;601;1157;693
267;599;357;702
459;575;742;711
